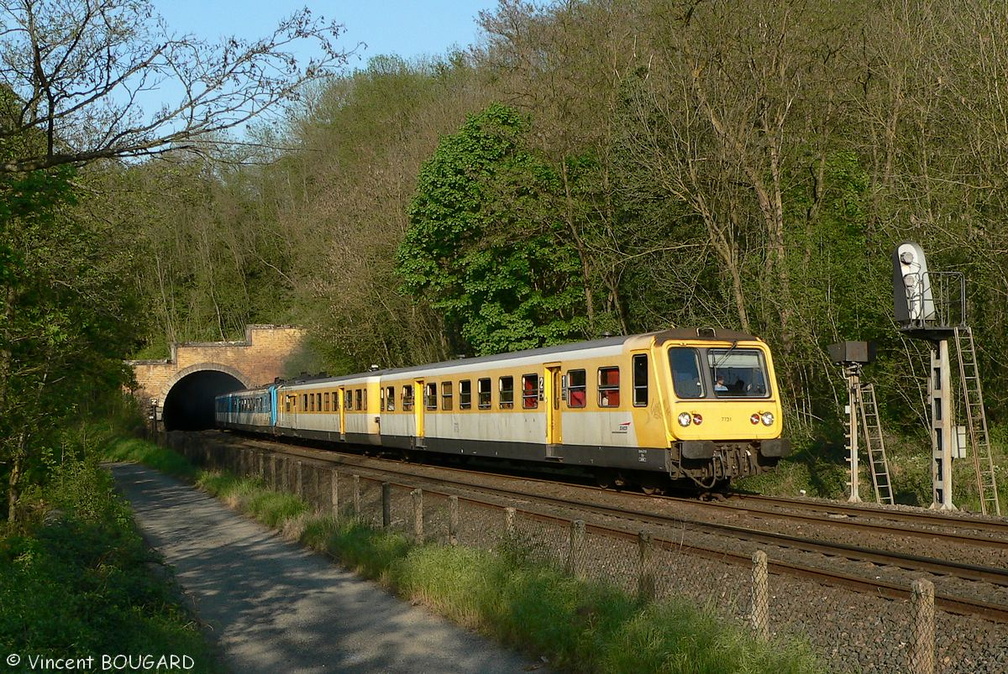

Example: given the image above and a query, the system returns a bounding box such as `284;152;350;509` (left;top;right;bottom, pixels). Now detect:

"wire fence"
168;432;941;674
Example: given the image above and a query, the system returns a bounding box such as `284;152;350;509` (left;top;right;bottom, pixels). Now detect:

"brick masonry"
127;325;306;410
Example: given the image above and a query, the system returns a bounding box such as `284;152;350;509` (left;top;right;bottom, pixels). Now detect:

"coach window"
356;389;364;411
345;390;353;410
499;376;514;409
385;386;395;411
403;385;415;411
323;392;329;412
633;354;649;407
522;374;538;409
302;394;308;411
317;393;323;411
567;369;587;408
459;380;472;409
598;367;620;407
670;347;704;399
477;378;491;409
425;382;438;411
441;382;453;411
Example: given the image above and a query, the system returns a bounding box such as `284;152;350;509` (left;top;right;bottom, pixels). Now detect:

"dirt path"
111;463;545;674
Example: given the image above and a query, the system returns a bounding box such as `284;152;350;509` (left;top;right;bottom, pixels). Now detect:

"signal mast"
892;243;1000;515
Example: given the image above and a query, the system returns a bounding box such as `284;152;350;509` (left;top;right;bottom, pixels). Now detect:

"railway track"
208;432;1008;623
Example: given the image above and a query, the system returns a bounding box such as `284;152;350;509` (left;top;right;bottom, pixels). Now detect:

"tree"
0;0;350;172
397;103;588;355
0;0;350;522
0;163;141;522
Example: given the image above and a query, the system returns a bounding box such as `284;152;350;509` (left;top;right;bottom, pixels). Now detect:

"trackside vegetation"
105;438;822;674
0;434;225;673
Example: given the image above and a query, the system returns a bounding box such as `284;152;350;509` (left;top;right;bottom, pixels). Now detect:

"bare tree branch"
0;0;353;172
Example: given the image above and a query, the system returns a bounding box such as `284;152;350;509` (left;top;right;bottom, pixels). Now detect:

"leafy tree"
0;164;141;523
0;0;349;522
397;103;588;355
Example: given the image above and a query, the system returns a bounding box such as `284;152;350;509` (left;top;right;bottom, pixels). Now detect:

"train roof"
274;327;764;389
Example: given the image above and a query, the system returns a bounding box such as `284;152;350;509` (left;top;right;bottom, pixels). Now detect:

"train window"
441;382;453;411
302;394;308;411
355;389;364;411
707;348;770;398
362;389;368;411
633;354;648;407
670;348;704;399
478;378;491;409
598;367;620;407
317;393;323;411
425;382;437;410
567;369;587;408
323;392;330;412
499;376;514;409
345;390;353;410
285;396;292;413
403;385;415;411
385;386;395;411
459;380;472;409
522;374;538;409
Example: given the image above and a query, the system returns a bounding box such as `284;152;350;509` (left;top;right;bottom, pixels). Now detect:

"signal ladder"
953;327;1001;516
850;381;894;505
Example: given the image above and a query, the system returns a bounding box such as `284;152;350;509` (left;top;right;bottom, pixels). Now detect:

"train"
214;327;791;492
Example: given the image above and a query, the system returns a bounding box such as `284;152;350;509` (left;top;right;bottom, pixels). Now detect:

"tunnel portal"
162;370;245;431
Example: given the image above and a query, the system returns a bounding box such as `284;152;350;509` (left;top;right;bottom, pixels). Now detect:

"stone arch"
161;363;251;431
159;362;252;402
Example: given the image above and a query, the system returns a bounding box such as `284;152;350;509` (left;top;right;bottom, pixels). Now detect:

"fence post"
567;520;586;576
448;495;459;546
505;507;516;538
353;475;361;517
751;550;769;642
909;579;935;674
638;531;655;603
330;469;340;519
382;482;392;529
296;460;303;498
412;489;424;544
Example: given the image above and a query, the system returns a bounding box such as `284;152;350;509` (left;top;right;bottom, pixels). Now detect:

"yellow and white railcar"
220;328;789;489
273;374;382;446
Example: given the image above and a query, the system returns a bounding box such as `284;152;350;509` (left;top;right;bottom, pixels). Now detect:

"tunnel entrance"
163;370;245;431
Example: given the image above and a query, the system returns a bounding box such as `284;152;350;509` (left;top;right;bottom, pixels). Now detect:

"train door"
338;386;346;441
545;364;562;454
413;379;425;448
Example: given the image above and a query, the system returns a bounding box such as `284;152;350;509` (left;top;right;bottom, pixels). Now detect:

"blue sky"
153;1;500;66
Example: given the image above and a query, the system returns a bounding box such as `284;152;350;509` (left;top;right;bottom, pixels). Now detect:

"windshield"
707;348;770;397
669;346;771;399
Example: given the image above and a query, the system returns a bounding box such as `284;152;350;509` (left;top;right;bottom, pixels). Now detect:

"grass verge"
118;439;823;673
0;453;224;673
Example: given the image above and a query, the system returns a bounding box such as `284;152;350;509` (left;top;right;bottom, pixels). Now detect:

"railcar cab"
652;328;790;481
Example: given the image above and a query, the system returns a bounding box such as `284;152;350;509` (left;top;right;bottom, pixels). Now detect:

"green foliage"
398;103;589;355
0;457;222;671
0;164;142;522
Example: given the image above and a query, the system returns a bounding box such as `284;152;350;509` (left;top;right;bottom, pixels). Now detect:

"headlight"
678;412;692;427
692;413;703;425
760;411;774;426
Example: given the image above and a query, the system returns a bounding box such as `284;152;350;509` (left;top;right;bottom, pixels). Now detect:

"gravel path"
110;463;546;674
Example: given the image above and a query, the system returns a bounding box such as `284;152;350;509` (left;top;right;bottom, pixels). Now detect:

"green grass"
129;439;823;673
0;454;223;673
